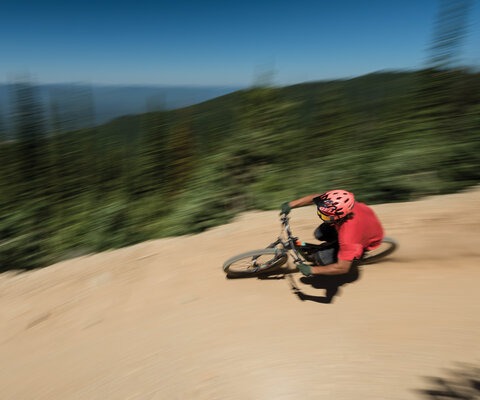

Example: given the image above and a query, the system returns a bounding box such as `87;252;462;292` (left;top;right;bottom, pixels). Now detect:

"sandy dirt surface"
1;188;480;400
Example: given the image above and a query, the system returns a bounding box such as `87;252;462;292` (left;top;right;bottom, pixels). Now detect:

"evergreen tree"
417;0;473;120
163;110;196;198
11;80;48;199
139;111;170;196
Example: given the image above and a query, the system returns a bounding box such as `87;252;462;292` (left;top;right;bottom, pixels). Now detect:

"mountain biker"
280;189;384;276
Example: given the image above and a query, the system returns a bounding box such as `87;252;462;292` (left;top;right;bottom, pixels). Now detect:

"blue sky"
1;0;479;86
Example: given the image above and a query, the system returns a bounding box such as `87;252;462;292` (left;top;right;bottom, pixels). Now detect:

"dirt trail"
1;188;479;400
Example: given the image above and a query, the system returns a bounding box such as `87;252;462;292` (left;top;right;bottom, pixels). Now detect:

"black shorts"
313;223;339;266
314;223;338;242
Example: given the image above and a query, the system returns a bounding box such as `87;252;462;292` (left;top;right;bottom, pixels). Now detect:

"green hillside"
1;70;479;270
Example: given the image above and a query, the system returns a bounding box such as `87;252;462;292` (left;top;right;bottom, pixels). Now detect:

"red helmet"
314;190;355;222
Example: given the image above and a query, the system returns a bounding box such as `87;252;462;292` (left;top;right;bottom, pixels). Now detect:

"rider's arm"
289;194;322;209
310;259;352;275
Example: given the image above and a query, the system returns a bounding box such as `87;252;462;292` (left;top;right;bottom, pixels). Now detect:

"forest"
0;67;479;271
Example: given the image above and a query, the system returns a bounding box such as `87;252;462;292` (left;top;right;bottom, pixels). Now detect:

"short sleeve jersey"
335;202;384;261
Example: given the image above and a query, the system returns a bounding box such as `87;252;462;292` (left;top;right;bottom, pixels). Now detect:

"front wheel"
223;248;288;278
359;237;398;265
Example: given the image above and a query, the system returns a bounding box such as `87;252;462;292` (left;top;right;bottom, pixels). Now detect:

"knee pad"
314;244;338;266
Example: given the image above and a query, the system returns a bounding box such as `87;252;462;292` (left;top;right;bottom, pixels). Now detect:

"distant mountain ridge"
0;83;243;134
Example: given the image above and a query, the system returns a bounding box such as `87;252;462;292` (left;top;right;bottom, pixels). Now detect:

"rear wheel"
359;237;398;265
223;248;288;278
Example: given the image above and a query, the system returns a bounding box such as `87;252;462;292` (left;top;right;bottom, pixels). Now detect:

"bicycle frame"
268;214;320;266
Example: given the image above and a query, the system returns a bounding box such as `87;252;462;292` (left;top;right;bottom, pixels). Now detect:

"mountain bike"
223;213;397;278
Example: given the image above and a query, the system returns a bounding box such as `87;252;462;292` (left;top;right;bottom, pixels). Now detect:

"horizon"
1;1;479;87
0;68;421;89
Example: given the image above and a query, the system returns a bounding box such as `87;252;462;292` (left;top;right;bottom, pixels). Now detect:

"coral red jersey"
335;202;384;261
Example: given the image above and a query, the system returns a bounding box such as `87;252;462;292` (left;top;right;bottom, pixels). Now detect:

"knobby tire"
223;248;288;278
359;237;397;265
